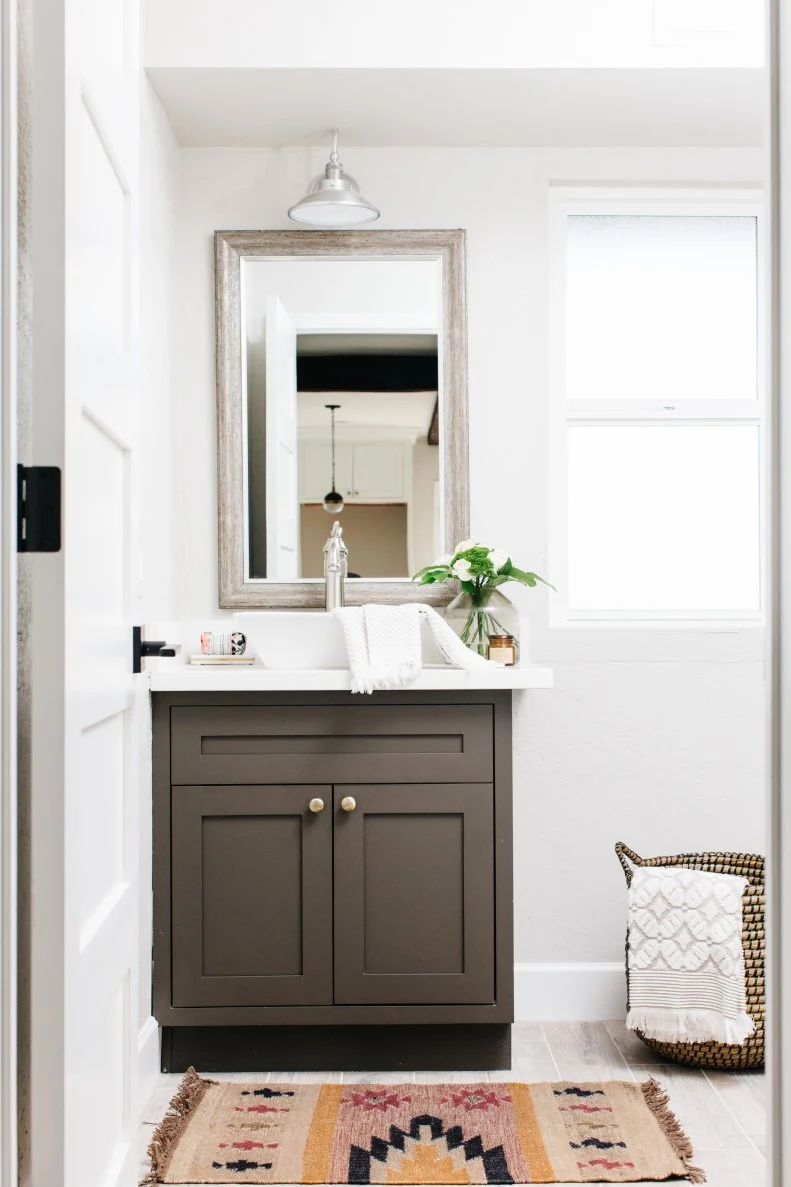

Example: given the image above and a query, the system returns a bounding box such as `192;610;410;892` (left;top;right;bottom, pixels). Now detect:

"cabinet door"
351;443;405;499
171;786;332;1007
333;785;495;1005
299;442;353;500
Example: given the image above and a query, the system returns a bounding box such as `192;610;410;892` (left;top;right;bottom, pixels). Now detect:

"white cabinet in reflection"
350;444;406;499
299;441;407;503
299;442;354;501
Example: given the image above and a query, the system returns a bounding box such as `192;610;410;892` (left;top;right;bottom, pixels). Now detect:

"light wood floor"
139;1021;767;1187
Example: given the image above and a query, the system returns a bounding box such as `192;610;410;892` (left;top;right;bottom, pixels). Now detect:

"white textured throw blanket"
335;603;492;694
626;866;755;1045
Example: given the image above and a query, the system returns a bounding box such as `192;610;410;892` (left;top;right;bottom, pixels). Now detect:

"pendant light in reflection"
323;404;344;513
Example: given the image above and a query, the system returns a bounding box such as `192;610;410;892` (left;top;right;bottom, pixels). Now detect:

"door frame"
771;2;790;1181
4;9;785;1186
0;0;16;1177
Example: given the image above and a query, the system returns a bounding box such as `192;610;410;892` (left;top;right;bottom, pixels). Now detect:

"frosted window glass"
568;425;760;613
566;215;757;401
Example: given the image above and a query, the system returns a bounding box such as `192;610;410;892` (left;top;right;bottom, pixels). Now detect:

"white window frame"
548;186;768;629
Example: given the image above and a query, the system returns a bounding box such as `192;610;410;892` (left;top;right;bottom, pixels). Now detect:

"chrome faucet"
323;521;348;612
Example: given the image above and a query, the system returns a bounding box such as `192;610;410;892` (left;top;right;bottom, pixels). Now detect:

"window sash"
566;400;758;422
550;189;766;627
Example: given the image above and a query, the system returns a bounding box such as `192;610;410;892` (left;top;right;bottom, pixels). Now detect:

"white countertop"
147;663;553;692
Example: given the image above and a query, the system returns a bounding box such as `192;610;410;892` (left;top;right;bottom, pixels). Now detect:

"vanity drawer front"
170;704;493;785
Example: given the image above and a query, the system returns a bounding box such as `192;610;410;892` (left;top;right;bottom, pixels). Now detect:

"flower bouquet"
413;541;552;658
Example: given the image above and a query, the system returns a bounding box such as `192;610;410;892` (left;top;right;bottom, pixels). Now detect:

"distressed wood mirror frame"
215;229;470;608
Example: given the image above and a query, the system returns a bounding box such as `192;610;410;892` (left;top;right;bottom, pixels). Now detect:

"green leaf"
413;554;556;594
507;566;557;592
412;564;450;584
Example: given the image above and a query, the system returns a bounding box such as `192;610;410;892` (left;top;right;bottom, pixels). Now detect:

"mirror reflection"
243;257;442;582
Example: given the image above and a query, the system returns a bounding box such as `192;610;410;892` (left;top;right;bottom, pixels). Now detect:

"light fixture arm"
327;403;339;489
322;403;344;514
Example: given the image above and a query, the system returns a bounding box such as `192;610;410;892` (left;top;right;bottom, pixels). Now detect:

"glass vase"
444;588;520;660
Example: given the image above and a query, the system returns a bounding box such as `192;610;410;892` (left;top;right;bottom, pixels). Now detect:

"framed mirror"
215;229;469;608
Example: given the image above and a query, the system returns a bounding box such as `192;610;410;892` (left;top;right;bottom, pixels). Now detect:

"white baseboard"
515;962;626;1021
132;971;622;1081
137;1016;160;1111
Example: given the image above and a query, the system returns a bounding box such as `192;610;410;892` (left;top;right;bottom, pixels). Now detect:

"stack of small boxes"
189;630;254;666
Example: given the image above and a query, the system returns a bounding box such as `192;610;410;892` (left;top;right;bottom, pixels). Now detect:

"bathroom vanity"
147;225;554;1073
150;669;551;1072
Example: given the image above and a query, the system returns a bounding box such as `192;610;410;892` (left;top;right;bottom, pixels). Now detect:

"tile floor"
139;1021;767;1187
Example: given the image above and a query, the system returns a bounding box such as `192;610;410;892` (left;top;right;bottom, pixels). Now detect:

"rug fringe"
140;1067;217;1186
640;1077;707;1184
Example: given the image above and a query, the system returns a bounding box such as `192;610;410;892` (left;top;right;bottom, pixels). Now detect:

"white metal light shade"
288;132;380;228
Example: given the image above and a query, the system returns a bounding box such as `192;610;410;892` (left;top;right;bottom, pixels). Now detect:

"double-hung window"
550;190;765;625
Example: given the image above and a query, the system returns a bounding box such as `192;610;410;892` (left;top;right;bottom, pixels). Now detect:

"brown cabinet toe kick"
153;691;514;1072
161;1024;512;1074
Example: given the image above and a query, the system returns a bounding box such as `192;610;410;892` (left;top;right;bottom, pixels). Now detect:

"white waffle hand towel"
626;866;755;1045
335;605;422;694
335;603;491;695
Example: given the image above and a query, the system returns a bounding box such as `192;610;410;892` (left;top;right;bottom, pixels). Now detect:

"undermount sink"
233;610;447;671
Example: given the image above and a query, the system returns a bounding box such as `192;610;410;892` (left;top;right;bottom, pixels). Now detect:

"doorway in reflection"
248;328;441;579
294;334;439;579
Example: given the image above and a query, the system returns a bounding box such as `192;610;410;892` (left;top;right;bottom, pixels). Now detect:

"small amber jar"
487;634;516;666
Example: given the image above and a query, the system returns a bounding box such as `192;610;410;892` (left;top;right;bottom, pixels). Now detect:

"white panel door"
265;296;299;579
30;0;142;1182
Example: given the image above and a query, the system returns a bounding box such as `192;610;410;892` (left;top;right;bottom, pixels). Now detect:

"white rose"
452;558;473;581
488;548;509;573
454;539;477;553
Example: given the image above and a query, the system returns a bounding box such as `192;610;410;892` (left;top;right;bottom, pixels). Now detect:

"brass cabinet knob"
308;797;325;814
340;795;357;813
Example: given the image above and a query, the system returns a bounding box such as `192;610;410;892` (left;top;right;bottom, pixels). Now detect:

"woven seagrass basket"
616;841;765;1070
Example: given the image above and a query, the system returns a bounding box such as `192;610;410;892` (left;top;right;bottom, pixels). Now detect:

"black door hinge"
17;465;61;552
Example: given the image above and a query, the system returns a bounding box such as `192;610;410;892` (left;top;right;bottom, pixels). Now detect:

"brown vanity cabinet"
153;691;514;1072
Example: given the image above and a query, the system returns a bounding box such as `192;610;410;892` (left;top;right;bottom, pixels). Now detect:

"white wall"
244;258;439;333
171;143;767;1011
138;76;180;1090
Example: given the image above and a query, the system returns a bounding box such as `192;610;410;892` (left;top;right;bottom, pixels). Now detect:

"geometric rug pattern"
142;1070;705;1184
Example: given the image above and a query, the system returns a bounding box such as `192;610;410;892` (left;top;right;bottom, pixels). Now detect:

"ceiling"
147;66;765;148
298;391;436;433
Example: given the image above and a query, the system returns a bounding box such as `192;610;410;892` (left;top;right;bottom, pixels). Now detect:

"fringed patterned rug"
142;1070;705;1185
